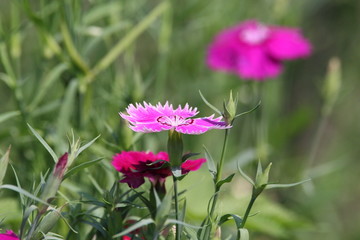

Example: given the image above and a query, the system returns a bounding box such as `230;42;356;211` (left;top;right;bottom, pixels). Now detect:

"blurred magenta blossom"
112;151;206;188
207;20;312;80
120;102;230;134
0;230;19;240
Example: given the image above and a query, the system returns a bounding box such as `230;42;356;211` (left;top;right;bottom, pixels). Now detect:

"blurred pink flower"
0;230;19;240
112;151;206;188
120;102;230;134
207;20;312;80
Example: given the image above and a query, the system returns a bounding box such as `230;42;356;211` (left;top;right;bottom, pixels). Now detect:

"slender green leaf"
184;226;199;240
10;165;25;206
85;1;169;84
203;145;217;178
76;135;101;158
0;184;49;205
112;218;154;238
219;213;243;239
20;205;38;239
27;123;58;162
237;162;255;186
0;146;11;185
216;173;235;189
29;63;69;111
165;219;202;229
57;80;78;138
199;90;222;115
266;179;311;189
0;111;20;124
155;188;173;227
234;101;261;118
83;2;122;24
63;157;104;179
60;22;89;74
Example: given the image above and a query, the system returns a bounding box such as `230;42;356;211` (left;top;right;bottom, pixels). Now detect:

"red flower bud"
54;152;68;178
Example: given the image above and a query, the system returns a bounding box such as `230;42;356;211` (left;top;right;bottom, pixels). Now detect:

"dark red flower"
112;151;206;188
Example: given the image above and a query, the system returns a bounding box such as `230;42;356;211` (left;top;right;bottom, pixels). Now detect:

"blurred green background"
0;0;359;239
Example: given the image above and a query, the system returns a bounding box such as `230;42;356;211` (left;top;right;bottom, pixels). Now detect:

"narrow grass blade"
56;80;78;141
0;184;49;205
63;157;104;179
76;135;100;157
112;218;154;238
0;146;11;185
27;123;58;162
0;111;20;124
85;1;169;83
29;63;69;111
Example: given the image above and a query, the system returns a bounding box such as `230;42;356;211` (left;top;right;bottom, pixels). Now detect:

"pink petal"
129;121;172;133
120;102;199;133
266;27;312;60
236;46;283;80
181;158;206;174
112;151;146;172
206;26;243;72
0;231;19;240
175;115;230;135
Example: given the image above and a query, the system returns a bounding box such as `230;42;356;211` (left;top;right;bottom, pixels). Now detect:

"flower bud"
39;153;68;214
254;161;272;196
322;57;341;115
32;207;62;240
54;153;68;179
223;91;238;125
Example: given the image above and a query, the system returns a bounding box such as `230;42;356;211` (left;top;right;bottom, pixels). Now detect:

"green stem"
173;176;180;240
216;128;230;183
203;128;230;239
240;191;258;228
307;115;328;168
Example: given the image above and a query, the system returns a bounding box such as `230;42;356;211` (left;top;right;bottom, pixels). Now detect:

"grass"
1;0;360;239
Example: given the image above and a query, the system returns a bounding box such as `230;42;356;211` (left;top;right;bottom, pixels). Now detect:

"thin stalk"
307;115;328;168
240;191;258;228
203;128;230;238
173;176;180;240
302;114;328;194
216;128;230;184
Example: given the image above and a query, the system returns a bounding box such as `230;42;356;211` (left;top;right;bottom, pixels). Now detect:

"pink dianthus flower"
112;151;206;188
207;20;312;80
0;230;19;240
120;102;230;134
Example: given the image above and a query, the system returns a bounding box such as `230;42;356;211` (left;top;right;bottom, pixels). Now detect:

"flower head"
207;20;312;80
120;102;230;134
0;230;19;240
112;151;206;188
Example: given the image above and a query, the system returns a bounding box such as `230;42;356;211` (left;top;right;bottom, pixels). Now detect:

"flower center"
241;24;269;45
157;115;194;127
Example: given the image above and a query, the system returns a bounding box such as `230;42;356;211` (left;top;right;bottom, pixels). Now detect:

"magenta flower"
112;151;206;188
207;20;312;80
0;230;19;240
120;102;230;134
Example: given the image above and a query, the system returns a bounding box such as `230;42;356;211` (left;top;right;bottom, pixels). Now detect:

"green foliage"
0;0;359;239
